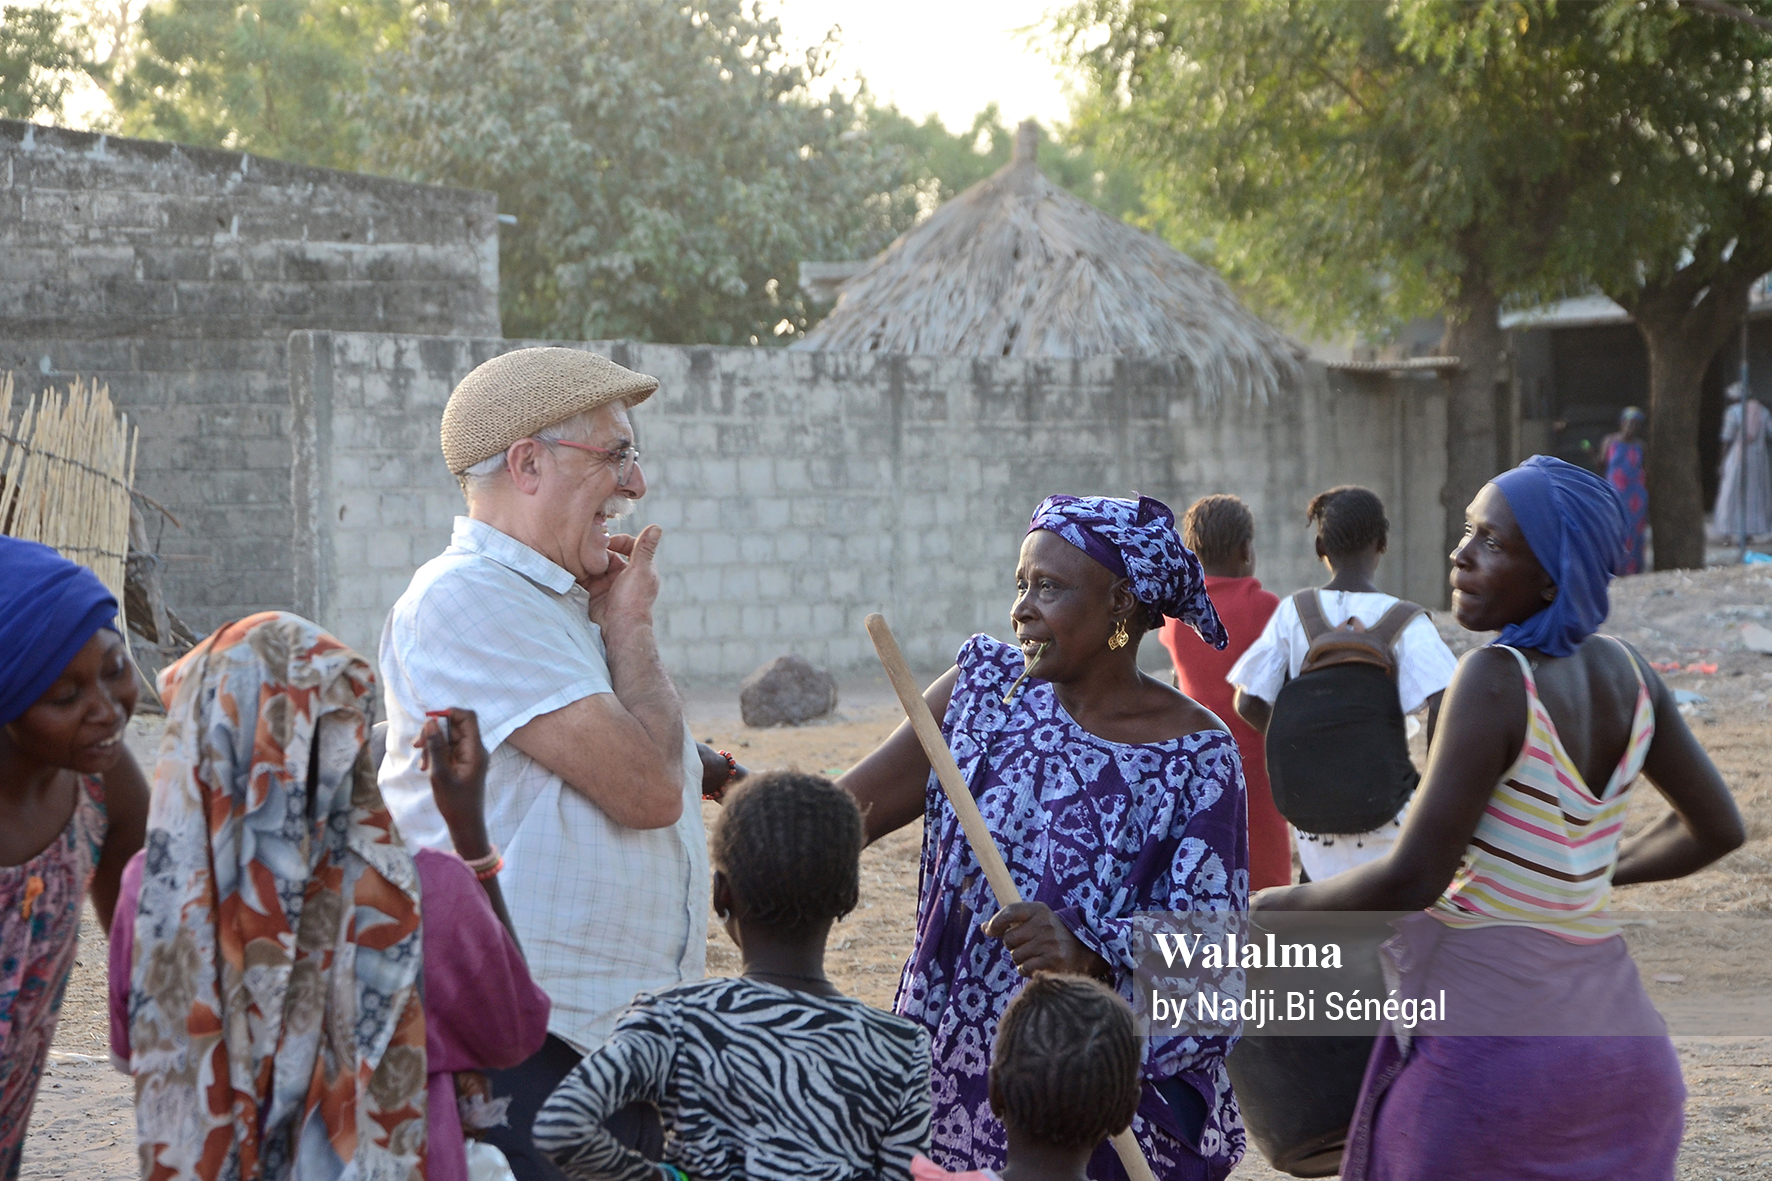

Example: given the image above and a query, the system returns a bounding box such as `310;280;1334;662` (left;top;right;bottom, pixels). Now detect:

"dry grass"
0;373;138;630
794;123;1301;404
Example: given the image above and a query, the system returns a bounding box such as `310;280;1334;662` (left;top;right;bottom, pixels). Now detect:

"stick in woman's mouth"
1001;642;1049;706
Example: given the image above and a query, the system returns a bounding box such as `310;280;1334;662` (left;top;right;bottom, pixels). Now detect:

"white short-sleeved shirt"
1226;589;1459;715
378;516;707;1053
1226;589;1458;875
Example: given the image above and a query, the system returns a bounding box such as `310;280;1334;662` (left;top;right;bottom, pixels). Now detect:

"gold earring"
1108;619;1129;650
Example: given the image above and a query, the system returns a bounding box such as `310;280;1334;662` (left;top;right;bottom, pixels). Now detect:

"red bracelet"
473;856;504;881
703;750;739;801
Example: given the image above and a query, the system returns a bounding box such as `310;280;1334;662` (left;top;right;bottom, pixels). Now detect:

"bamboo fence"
0;372;139;636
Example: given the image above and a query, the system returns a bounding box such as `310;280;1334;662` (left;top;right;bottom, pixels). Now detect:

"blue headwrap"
0;536;120;726
1488;456;1629;658
1028;493;1228;649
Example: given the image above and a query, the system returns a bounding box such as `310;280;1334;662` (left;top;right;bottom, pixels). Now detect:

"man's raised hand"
585;524;664;629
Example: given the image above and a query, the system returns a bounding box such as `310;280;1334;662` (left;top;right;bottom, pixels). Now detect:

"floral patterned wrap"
896;636;1248;1180
128;612;426;1180
0;777;106;1179
1027;495;1228;649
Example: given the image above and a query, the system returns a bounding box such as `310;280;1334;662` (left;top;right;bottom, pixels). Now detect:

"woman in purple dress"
1597;407;1647;574
843;494;1249;1181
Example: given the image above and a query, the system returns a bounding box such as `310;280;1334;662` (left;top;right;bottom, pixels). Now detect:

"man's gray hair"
457;409;604;498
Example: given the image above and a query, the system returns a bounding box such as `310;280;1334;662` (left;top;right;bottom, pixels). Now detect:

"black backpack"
1265;590;1425;835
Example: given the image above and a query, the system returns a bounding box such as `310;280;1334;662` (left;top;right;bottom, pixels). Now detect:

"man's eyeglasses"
545;438;641;487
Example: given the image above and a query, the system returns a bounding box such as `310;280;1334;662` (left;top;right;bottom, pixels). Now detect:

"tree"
1574;0;1772;568
366;0;921;345
108;0;410;170
1060;1;1623;563
1;4;83;119
865;100;1146;221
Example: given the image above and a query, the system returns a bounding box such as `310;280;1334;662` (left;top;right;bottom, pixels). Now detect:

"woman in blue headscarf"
1255;457;1744;1180
0;537;148;1177
843;494;1249;1181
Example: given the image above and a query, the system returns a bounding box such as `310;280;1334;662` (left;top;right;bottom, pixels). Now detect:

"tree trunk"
1627;275;1756;570
1439;276;1508;563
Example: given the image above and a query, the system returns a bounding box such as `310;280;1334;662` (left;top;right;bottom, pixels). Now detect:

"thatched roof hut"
794;123;1300;402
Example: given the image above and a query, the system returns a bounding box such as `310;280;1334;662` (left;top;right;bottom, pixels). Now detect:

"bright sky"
55;2;1082;136
772;0;1078;132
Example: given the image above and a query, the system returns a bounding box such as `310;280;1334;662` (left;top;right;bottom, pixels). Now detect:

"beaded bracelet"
702;750;739;801
462;845;501;877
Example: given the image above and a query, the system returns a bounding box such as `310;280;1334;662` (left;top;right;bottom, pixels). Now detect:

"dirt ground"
22;563;1772;1179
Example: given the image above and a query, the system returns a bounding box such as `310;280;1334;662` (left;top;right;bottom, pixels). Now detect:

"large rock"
740;655;838;727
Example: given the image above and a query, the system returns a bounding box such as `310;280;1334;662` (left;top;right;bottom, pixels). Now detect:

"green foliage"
1574;0;1772;304
365;0;923;345
864;100;1146;222
111;0;410;169
1056;0;1622;339
1;4;83;120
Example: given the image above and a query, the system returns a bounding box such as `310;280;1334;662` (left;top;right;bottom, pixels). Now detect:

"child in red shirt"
1160;495;1290;890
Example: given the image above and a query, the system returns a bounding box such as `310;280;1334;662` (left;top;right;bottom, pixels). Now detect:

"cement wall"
290;332;1448;678
0;120;500;629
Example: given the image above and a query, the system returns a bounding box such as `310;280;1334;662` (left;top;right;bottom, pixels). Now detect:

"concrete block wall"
291;332;1449;678
0;121;500;630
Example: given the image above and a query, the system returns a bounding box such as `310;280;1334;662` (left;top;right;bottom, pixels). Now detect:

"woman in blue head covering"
0;537;149;1177
1254;457;1743;1180
843;494;1249;1181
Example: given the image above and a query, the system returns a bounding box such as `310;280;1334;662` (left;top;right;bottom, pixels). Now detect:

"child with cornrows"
533;771;931;1180
912;973;1144;1181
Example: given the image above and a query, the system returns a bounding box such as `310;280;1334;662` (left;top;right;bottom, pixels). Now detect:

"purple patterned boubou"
897;635;1248;1181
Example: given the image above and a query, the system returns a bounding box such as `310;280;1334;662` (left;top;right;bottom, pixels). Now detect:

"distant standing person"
1597;406;1648;574
1716;380;1771;542
1160;495;1289;890
1229;487;1458;882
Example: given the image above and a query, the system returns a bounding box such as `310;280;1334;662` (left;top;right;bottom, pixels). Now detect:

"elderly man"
378;347;740;1179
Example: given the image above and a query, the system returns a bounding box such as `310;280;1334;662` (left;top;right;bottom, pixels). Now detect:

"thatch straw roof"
794;123;1301;402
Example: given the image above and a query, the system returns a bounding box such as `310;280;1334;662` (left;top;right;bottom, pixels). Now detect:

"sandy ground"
22;563;1772;1179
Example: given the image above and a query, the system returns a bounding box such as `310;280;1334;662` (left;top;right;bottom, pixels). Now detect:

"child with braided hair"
533;771;931;1181
911;974;1143;1181
1230;485;1458;881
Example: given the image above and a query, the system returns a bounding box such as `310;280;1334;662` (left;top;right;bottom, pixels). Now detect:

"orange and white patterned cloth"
126;612;427;1179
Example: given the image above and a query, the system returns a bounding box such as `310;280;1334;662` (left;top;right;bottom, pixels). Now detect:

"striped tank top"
1432;640;1655;943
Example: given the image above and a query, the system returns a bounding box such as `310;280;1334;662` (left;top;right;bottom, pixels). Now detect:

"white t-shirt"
378;516;707;1053
1226;589;1459;715
1227;589;1460;879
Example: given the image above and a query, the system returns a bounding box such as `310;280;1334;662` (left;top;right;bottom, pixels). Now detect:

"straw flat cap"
441;347;659;473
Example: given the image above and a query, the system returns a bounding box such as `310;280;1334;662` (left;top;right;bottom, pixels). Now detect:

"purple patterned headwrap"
1028;493;1228;649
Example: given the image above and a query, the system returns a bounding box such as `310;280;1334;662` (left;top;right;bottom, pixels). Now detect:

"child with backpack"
910;974;1144;1181
1229;486;1458;882
533;771;931;1181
